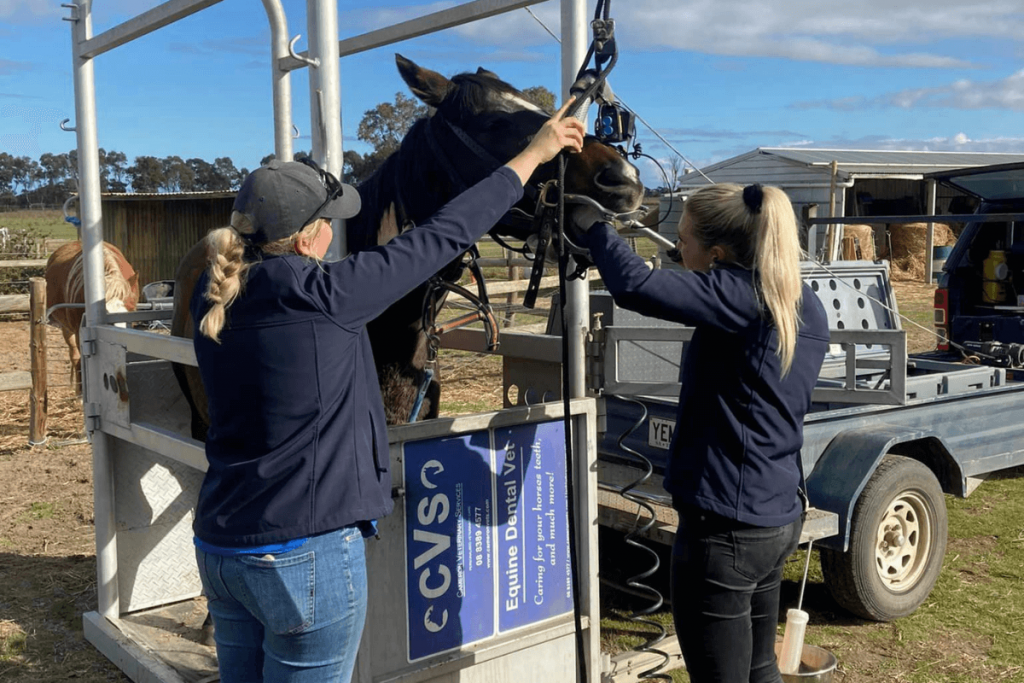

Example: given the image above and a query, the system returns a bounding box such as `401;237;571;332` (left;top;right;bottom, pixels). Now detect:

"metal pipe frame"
79;0;224;59
307;0;347;260
281;0;547;70
806;213;1024;225
67;0;596;647
262;0;294;162
925;179;937;285
67;0;119;622
561;0;589;404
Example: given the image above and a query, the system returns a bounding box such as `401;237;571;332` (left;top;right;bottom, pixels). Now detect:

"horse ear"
395;53;451;107
476;66;500;80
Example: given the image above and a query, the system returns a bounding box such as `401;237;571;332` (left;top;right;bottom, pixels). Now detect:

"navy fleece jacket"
191;167;523;546
585;222;829;526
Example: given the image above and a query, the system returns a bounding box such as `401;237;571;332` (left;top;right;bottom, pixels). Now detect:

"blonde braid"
198;214;329;342
198;213;252;343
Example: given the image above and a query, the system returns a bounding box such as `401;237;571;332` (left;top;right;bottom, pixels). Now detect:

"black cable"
628;151;677;230
557;153;589;683
613;397;672;681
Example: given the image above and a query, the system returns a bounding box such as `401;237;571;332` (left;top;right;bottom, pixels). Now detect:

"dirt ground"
0;280;985;682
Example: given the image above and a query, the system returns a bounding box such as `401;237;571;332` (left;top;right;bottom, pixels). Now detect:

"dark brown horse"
45;241;139;393
172;54;644;439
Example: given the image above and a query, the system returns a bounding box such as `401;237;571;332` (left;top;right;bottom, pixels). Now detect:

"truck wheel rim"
874;491;932;593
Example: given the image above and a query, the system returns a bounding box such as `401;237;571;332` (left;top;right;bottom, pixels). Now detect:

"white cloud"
799;69;1024;111
355;0;1022;68
794;133;1024;154
346;2;558;50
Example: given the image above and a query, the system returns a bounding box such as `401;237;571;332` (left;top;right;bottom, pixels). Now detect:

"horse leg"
171;361;209;441
63;327;82;395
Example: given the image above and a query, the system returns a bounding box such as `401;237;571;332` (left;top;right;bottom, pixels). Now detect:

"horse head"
391;54;644;245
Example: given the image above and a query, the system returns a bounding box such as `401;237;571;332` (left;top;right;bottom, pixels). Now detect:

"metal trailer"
64;0;610;681
449;258;1024;623
581;259;1024;622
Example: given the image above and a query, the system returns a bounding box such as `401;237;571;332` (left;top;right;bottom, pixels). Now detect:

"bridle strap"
425;113;543;225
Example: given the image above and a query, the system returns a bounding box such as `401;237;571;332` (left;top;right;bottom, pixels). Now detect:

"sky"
2;0;1024;190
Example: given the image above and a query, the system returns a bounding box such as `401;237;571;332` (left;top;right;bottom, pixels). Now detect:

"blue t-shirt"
585;222;829;527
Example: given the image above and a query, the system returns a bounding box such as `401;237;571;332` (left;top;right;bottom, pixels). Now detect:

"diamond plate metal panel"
111;359;205;614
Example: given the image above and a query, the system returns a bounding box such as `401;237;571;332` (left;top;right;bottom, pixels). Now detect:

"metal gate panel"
111;360;204;613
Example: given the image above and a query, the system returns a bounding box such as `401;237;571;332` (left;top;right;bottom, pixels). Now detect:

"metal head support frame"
64;1;597;681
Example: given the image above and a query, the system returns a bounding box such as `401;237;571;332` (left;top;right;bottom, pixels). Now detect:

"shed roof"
81;189;235;200
677;148;1024;186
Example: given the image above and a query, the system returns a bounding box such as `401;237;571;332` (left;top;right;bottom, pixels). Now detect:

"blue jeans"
671;506;802;683
195;526;368;683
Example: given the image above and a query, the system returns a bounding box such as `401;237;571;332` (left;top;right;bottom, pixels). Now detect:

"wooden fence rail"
28;277;46;443
0;259;48;269
0;294;30;313
0;279;48;445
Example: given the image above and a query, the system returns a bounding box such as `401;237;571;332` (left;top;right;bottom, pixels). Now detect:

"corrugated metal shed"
659;148;1024;267
676;148;1024;189
84;191;236;293
669;147;1024;225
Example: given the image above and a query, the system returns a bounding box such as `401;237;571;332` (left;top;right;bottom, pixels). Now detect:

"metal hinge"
80;326;97;358
84;402;101;433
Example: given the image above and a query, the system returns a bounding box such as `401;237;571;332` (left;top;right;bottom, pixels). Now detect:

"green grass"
0;626;27;661
0;209;77;242
596;474;1024;682
18;501;56;522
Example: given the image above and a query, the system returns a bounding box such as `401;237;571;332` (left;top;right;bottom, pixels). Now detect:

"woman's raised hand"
505;97;586;184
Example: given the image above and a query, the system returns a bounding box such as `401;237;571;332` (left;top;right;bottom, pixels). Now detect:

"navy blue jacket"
585;222;829;527
191;167;524;546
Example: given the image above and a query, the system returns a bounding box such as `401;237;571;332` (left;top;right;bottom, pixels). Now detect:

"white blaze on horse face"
499;92;546;114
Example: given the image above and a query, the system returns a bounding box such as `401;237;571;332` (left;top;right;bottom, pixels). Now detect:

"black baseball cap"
233;159;361;244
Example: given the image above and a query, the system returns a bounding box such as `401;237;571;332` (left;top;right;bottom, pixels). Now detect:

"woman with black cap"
574;183;830;683
189;100;584;683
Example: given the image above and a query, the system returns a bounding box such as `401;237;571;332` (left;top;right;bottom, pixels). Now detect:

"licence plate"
647;417;676;450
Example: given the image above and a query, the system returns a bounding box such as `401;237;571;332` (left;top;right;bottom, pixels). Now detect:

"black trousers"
671;506;802;683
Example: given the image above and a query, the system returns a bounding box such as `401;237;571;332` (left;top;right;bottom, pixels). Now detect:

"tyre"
820;455;948;621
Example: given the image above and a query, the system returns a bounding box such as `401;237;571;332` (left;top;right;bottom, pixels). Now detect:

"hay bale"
890;256;926;281
843;224;875;261
884;222;956;280
888;222;955;260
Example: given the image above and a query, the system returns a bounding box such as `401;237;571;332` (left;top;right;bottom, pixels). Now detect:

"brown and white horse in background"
45;241;140;393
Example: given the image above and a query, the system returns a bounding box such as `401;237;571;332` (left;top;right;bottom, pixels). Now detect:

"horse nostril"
596;165;632;189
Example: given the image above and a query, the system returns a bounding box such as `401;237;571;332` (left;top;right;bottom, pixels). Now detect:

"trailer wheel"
820;455;948;621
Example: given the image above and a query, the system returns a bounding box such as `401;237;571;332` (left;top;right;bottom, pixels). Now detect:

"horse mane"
347;71;528;254
348;117;446;253
65;246;133;304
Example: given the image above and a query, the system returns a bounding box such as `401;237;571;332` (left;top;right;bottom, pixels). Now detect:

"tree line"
0;86;563;208
0;150;250;208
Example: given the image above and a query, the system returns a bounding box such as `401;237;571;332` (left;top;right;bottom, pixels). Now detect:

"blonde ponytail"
754;187;803;375
198;213;328;342
683;183;804;375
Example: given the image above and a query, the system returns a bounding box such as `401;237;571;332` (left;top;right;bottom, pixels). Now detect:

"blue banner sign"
495;421;573;633
403;420;572;662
